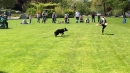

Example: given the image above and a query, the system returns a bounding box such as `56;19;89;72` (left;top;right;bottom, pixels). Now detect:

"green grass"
0;17;130;73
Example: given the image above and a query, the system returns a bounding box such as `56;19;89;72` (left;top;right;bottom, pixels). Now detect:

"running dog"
54;28;68;37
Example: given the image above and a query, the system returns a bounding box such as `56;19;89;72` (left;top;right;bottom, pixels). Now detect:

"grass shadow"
56;35;70;37
105;33;114;35
0;71;7;73
0;28;13;30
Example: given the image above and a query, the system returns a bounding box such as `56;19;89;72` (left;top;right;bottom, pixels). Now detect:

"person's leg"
44;17;46;23
37;18;38;23
38;17;40;23
30;19;31;23
98;16;100;22
94;17;95;23
65;18;67;23
102;25;106;34
42;17;44;23
92;17;93;22
5;21;8;28
54;18;56;23
76;17;78;23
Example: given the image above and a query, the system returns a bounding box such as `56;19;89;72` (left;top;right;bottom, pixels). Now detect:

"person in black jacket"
0;15;8;29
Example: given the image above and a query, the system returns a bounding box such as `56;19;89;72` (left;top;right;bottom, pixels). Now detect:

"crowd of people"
2;9;129;35
21;11;105;24
21;10;102;24
19;10;108;34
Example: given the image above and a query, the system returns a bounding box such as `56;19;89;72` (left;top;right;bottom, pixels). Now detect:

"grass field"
0;17;130;73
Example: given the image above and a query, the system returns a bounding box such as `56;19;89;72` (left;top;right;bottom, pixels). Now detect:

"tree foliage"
91;0;130;16
0;0;16;8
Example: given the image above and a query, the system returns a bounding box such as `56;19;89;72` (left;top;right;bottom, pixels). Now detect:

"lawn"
0;17;130;73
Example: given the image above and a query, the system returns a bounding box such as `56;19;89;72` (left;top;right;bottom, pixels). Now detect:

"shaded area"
0;71;7;73
105;33;114;35
55;35;70;37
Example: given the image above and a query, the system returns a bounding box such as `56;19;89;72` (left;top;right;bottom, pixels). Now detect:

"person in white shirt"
97;12;101;22
64;13;69;23
75;11;80;23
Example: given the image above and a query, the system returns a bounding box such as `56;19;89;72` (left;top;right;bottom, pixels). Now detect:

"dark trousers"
30;19;31;23
76;17;79;20
37;17;40;23
98;16;100;22
92;17;95;22
65;18;67;23
102;24;107;34
52;18;56;23
42;16;46;23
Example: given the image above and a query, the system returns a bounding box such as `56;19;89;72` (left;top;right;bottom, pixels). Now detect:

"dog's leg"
61;32;64;35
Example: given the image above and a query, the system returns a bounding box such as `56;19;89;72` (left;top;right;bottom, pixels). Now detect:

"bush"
26;8;37;16
113;9;122;17
54;6;64;18
47;9;55;18
64;9;74;17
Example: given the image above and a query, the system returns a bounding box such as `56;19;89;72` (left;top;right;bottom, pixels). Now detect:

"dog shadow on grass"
105;33;114;35
0;71;7;73
56;35;70;37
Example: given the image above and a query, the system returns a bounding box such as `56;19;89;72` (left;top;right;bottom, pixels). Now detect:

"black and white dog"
54;28;68;37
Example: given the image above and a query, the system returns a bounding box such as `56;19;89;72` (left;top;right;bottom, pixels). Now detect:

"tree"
106;0;130;17
0;0;16;9
91;0;130;16
75;1;91;15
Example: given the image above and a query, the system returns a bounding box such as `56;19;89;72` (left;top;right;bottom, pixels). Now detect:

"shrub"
26;8;37;16
46;9;55;18
64;9;74;17
54;6;64;18
113;9;122;17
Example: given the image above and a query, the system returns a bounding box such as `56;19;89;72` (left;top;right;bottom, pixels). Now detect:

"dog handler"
100;16;107;35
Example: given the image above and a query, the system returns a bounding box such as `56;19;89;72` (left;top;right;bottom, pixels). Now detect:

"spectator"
122;17;126;23
75;11;80;23
21;19;29;24
52;12;56;23
79;15;84;23
66;17;69;24
0;15;8;28
91;11;95;23
42;10;47;23
29;15;32;23
37;13;40;23
97;12;101;22
8;9;11;19
64;13;69;23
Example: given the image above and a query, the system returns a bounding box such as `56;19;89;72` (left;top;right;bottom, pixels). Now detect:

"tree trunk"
103;1;106;16
123;9;126;17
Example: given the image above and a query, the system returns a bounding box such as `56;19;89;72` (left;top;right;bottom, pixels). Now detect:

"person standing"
91;11;95;23
64;13;69;23
97;12;101;22
29;15;32;23
42;10;47;23
122;17;126;23
75;11;80;23
52;12;56;23
37;13;40;23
